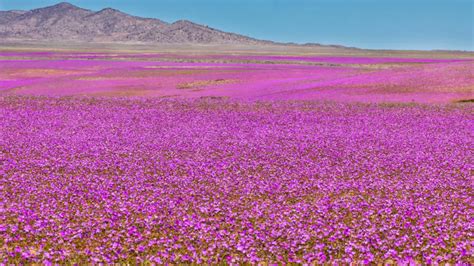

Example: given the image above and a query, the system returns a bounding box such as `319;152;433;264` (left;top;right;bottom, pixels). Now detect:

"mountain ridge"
0;2;275;45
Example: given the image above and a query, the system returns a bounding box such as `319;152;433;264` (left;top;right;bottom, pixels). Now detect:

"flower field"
1;49;473;263
1;96;473;264
1;51;473;102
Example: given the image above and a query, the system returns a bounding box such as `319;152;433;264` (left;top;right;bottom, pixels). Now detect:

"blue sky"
1;0;473;51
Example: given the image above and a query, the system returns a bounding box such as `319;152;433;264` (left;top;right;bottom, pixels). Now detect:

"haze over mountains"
0;2;273;45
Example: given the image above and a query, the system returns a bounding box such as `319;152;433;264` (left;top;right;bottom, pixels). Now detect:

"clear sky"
1;0;473;51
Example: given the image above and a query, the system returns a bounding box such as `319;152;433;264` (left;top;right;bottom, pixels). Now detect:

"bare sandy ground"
1;41;473;58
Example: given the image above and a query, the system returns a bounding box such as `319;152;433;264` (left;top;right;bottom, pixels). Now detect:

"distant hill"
0;2;275;45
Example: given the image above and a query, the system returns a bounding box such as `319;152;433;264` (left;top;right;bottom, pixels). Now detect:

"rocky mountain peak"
0;2;269;44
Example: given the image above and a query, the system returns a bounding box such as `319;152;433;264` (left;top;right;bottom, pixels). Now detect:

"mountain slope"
0;2;268;44
0;10;27;24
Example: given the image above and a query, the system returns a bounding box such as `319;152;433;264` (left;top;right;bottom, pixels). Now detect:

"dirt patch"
455;98;474;103
6;68;85;78
176;79;236;90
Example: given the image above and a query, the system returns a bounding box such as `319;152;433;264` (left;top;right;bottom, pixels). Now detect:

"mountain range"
0;2;275;45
